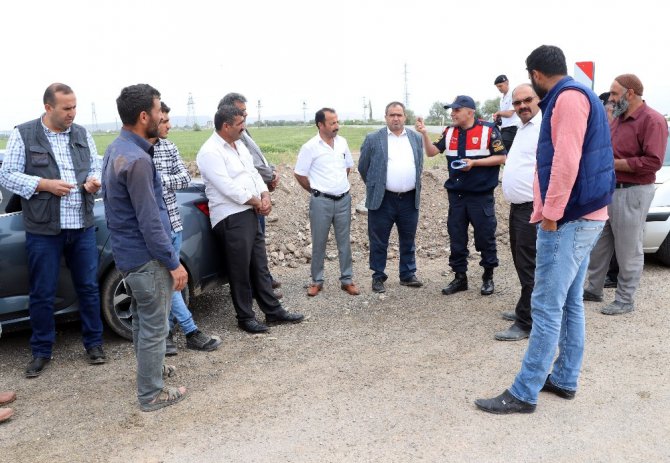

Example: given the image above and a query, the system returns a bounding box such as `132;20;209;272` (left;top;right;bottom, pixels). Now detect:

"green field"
1;126;447;167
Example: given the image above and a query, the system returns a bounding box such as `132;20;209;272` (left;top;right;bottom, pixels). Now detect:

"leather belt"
385;189;415;199
615;182;639;189
311;189;348;201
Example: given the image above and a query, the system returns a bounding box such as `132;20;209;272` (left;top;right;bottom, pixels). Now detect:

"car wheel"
655;232;670;267
100;266;191;340
101;268;133;340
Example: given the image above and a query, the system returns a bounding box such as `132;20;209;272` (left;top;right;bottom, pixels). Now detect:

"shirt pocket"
29;146;50;167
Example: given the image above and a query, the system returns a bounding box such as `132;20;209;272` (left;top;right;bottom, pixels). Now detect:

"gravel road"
1;165;668;463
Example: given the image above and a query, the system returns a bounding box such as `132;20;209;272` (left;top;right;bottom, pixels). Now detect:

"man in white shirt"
294;108;360;297
493;75;521;151
496;84;542;341
196;105;304;334
358;102;425;293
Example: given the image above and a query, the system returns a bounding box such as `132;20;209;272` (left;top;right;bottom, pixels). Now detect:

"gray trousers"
123;260;172;405
585;184;655;304
309;193;353;285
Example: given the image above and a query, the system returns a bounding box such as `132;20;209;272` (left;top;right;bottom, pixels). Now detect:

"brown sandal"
162;364;176;379
140;386;187;412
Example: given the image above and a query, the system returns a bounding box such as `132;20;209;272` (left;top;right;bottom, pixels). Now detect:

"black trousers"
447;191;498;273
213;209;282;321
500;126;517;152
509;202;536;330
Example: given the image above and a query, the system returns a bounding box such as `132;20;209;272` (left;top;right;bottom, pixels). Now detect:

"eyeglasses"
512;96;536;107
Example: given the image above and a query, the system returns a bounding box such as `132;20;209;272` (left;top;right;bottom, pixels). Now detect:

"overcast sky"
1;0;668;131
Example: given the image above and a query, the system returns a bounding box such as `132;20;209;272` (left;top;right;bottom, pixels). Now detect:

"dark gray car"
0;150;224;340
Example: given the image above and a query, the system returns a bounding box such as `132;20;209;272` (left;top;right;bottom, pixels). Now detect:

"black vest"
17;118;95;235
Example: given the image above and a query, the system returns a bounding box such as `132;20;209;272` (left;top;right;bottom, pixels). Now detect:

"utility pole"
91;103;98;132
362;96;368;122
302;101;307;124
257;99;262;125
187;93;196;128
404;62;410;108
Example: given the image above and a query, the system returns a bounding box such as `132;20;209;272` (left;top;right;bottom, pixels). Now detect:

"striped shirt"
152;138;191;233
0;119;100;229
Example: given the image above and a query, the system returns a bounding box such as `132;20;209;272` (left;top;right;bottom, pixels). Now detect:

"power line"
404;62;410;108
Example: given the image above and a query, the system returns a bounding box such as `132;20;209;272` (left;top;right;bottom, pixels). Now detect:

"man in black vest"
0;83;106;377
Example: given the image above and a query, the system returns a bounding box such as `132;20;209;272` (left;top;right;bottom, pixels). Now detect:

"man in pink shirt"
476;45;615;414
584;74;669;315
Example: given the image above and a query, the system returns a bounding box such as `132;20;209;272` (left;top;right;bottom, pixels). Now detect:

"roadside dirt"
1;163;668;462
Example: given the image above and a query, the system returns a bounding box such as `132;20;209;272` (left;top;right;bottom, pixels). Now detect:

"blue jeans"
123;260;172;405
368;190;419;281
26;227;103;358
510;219;604;404
169;231;197;335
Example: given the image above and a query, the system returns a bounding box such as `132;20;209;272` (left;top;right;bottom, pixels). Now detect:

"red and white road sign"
574;61;595;89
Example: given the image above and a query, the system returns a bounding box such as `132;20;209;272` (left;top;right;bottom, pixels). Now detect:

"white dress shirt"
385;128;416;193
196;131;268;227
501;110;542;204
500;91;521;128
294;133;353;195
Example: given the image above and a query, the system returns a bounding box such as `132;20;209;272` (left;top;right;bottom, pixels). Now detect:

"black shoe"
442;273;467;295
372;278;386;293
481;279;494;295
399;276;423;287
238;319;270;333
481;268;494;295
266;310;305;324
475;389;536;414
501;311;517;322
185;329;222;352
86;345;107;365
583;289;603;302
541;375;576;400
494;324;530;341
165;330;178;356
25;357;51;378
603;275;618;289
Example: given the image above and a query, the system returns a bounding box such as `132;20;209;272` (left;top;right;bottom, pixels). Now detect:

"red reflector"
194;201;210;216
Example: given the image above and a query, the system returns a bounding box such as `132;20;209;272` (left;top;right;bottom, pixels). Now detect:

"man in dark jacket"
0;83;105;377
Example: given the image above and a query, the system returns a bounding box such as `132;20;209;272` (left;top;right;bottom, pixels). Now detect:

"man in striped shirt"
151;102;221;354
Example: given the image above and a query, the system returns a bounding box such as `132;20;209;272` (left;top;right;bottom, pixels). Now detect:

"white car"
643;134;670;266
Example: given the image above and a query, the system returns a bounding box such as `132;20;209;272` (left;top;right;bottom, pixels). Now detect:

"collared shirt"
152;138;191;233
502;111;541;204
102;129;178;273
0;119;100;229
531;90;608;223
294;133;353;195
500;91;520;128
385;127;416;193
610;102;668;184
196;131;268;227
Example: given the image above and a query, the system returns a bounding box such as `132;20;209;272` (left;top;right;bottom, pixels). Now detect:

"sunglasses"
512;96;536;107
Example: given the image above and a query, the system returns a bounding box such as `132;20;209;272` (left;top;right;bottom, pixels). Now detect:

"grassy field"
1;125;447;167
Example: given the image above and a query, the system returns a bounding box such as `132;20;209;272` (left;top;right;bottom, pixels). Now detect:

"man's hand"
37;178;76;197
460;158;476;172
415;117;427;134
83;177;102;194
269;171;280;191
258;194;272;216
540;218;558;232
170;264;188;291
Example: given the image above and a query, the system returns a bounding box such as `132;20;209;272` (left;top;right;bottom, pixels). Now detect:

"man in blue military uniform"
416;95;507;295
